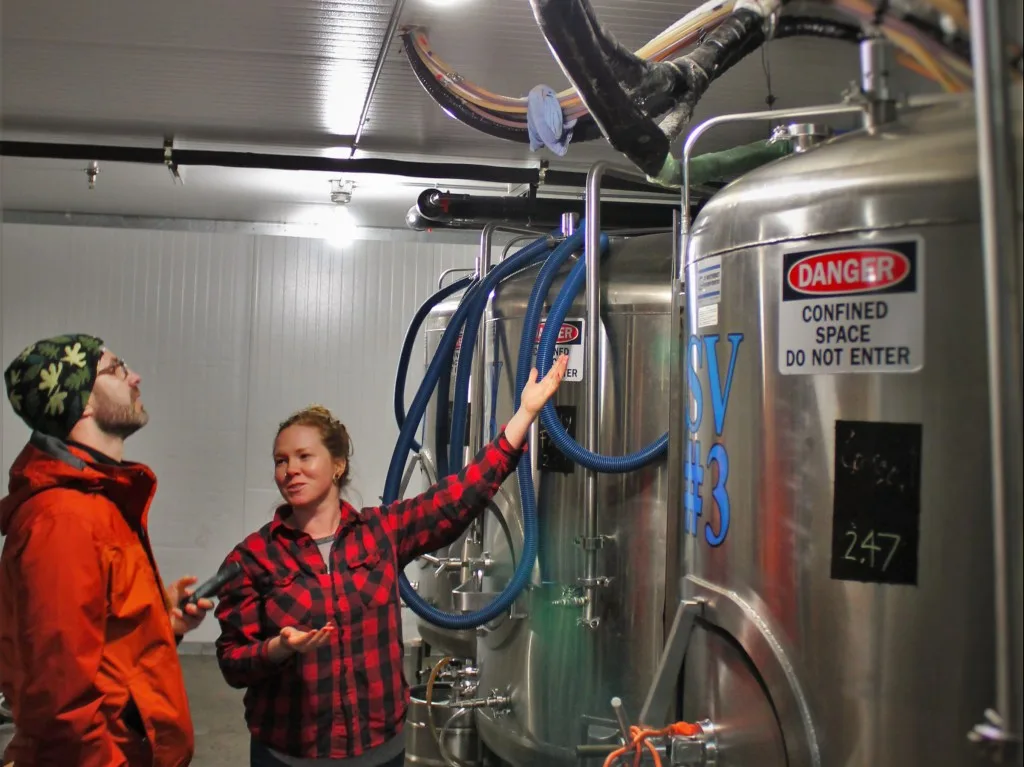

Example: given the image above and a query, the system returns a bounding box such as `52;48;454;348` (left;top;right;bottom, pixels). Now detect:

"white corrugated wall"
1;223;476;644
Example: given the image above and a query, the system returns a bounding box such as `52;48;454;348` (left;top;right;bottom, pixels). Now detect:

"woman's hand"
504;353;570;449
521;352;570;416
267;624;336;662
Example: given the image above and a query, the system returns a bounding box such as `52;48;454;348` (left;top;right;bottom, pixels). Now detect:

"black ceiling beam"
0;140;678;196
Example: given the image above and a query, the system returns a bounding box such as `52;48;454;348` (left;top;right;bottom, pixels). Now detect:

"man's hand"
166;575;214;636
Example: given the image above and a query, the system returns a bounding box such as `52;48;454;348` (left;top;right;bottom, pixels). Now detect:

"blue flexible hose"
388;235;557;629
394;275;475;453
446;286;489;472
535;244;668;471
447;236;559;472
433;283;483;478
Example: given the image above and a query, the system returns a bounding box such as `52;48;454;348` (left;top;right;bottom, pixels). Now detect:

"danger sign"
534;318;585;383
778;240;924;375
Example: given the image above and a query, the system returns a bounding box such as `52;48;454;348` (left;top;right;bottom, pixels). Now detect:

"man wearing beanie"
0;334;212;767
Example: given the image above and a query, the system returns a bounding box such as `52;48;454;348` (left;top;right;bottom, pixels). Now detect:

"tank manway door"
635;597;792;766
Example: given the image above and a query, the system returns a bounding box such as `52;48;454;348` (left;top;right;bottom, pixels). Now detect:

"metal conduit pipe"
0;140;673;191
411;188;682;232
472;223;548;455
500;233;546;262
679;103;868;266
966;0;1024;759
349;0;407;159
438;268;475;290
578;161;657;627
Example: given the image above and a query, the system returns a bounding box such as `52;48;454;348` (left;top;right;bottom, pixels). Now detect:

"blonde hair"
276;404;353;489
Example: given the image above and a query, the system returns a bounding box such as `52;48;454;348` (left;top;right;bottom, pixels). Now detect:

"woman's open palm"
521;352;569;415
279;624;335;654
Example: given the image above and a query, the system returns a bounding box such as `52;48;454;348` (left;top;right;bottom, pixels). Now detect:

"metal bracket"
638;598;705;725
575;534;609;551
84;161;100;190
551;585;588;607
539;160;551;186
163;137;183;185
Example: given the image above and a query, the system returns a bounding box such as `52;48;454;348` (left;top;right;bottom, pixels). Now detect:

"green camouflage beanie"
4;334;106;439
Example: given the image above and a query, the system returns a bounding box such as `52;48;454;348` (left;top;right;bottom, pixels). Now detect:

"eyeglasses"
97;357;130;381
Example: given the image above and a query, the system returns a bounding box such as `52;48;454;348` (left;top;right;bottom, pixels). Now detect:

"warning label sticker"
535;318;585;383
778;240;924;375
696;256;722;329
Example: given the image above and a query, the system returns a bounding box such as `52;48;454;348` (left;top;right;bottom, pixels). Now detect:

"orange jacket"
0;433;194;766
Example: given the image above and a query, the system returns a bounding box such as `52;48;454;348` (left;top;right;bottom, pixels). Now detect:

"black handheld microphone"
179;561;243;609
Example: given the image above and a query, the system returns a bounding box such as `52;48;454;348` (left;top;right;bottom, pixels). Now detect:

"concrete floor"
4;655;480;766
182;655;250;766
0;657;249;766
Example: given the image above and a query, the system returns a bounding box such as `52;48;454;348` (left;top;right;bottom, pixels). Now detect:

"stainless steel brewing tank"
414;289;478;659
474;233;674;766
680;94;1022;766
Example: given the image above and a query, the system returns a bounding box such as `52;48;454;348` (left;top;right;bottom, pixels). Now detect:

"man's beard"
94;400;149;439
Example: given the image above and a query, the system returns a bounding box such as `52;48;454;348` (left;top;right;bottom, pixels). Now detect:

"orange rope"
602;722;703;767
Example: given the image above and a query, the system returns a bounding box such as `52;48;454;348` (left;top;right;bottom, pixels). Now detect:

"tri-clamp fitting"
420;553;494;578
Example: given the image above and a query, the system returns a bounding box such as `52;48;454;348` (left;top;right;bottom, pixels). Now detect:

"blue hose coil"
387;235;557;630
446;286;489;472
509;226;594;582
393;275;475;453
433;282;484;478
446;237;554;472
535;242;668;471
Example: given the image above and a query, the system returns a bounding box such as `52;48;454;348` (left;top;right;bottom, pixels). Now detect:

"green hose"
648;138;793;189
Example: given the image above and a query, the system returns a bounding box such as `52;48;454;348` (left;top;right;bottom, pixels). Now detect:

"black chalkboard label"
831;420;922;585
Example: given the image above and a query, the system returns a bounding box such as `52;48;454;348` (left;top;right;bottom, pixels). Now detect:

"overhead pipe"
527;0;780;180
0;140;672;191
410;188;683;232
522;1;895;183
966;0;1023;758
399;29;605;148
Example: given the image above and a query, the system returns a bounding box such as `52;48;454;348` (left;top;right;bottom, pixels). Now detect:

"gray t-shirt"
315;534;334;573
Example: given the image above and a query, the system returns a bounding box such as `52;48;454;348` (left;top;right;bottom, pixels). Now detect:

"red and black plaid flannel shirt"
214;431;524;759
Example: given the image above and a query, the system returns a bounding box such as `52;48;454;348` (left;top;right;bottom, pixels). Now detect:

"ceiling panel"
1;0;947;226
361;0;938;164
2;0;393;141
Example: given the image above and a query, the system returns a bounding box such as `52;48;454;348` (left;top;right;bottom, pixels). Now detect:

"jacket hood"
0;431;150;535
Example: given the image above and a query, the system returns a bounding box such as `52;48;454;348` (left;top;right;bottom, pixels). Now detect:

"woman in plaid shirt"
215;354;570;766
